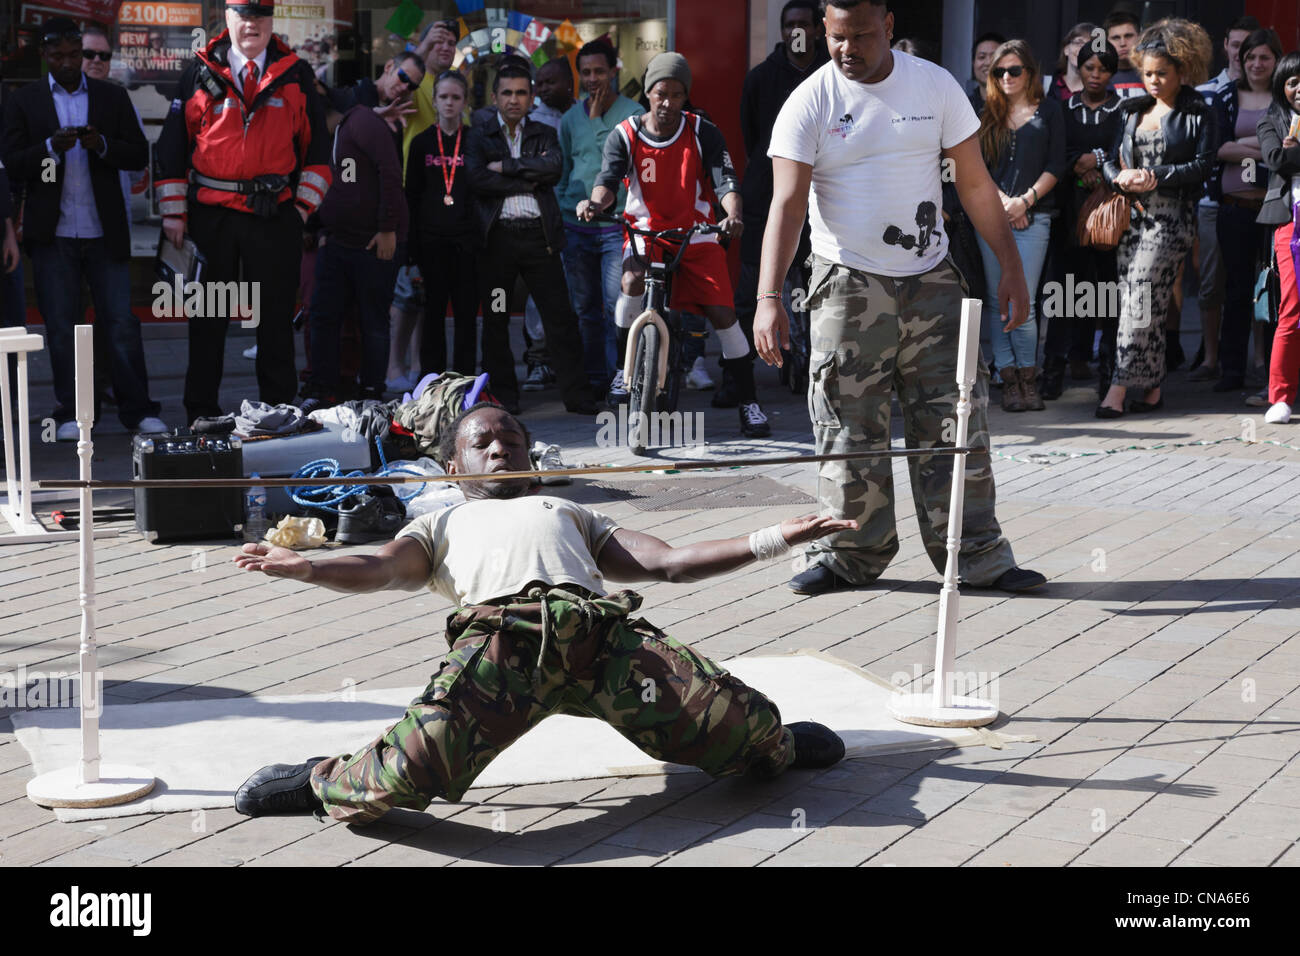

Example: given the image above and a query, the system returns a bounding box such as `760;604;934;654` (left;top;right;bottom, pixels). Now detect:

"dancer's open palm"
234;542;312;581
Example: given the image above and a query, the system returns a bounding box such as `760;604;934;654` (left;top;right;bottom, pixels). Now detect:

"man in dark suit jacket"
465;58;596;416
3;17;162;439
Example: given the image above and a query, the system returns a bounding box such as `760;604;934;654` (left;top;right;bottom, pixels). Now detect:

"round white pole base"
889;694;999;728
27;766;156;809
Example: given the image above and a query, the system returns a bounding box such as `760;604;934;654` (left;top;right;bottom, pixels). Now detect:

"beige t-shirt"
397;495;620;606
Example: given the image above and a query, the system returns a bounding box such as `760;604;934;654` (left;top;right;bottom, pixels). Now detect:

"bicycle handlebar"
590;211;725;274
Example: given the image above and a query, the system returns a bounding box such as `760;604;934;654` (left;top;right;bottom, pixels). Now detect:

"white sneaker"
55;420;80;442
1264;402;1292;424
243;344;258;360
531;441;571;486
685;356;715;390
135;416;168;434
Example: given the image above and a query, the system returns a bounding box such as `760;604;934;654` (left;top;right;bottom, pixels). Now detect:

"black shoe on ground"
565;398;599;415
789;562;856;595
234;757;328;816
970;567;1047;592
336;489;407;544
739;401;771;437
1040;358;1065;401
1095;404;1124;419
1212;376;1245;393
788;721;846;769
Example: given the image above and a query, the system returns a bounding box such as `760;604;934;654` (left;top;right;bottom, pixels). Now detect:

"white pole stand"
889;299;999;729
1;328;117;544
26;327;154;809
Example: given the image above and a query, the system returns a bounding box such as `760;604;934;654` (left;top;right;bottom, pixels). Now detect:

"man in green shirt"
557;39;642;397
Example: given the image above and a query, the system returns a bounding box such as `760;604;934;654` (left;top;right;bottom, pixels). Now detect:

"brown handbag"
1077;184;1133;251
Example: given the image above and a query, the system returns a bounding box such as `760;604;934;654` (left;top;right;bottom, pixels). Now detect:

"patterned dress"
1113;128;1197;389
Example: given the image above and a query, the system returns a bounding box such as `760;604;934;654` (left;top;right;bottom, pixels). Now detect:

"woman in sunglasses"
975;40;1066;412
1097;19;1216;417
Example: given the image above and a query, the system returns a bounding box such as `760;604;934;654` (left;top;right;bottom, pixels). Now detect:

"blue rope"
288;436;428;514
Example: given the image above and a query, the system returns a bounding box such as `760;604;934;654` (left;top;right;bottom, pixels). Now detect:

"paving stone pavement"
2;322;1299;867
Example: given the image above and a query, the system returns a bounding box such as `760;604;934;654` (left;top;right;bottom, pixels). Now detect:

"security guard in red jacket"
155;0;331;421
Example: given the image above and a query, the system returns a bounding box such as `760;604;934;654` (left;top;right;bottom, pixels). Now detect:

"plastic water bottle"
244;474;268;543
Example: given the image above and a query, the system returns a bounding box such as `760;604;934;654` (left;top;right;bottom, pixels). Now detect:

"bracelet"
1027;186;1038;205
748;524;791;561
756;291;783;301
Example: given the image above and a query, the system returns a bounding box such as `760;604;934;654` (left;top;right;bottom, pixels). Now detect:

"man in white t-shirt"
754;0;1045;597
230;403;855;822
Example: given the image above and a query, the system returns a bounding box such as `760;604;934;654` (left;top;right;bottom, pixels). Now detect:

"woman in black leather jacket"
1097;21;1217;417
1255;52;1300;425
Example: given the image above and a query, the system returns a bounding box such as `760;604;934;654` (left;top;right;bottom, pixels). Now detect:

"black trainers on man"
234;757;328;816
788;721;845;769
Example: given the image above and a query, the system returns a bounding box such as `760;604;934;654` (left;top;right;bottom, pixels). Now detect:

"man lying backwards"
233;403;852;821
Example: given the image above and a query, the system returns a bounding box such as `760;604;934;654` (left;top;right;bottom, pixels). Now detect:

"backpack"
392;372;496;457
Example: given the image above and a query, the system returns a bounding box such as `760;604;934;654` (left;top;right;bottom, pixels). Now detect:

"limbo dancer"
754;0;1046;596
232;403;852;821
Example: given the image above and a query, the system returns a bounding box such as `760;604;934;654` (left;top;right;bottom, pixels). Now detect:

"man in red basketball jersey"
578;52;771;438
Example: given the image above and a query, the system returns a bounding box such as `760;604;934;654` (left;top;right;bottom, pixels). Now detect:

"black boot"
235;757;328;816
789;721;845;769
1040;355;1066;401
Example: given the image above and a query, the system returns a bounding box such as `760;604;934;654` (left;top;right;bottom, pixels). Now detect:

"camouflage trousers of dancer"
803;253;1016;586
311;585;795;824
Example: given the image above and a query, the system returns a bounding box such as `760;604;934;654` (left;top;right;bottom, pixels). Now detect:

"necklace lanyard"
438;124;462;205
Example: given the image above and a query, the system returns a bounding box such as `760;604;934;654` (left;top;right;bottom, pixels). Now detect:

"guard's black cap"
227;0;275;16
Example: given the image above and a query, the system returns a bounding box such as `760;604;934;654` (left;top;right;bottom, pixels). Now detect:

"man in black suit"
465;58;596;416
3;17;162;440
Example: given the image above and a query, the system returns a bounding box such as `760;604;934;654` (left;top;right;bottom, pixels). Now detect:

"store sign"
118;1;201;86
117;1;200;24
19;0;123;24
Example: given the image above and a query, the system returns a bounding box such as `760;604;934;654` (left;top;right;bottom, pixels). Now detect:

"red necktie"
242;61;259;111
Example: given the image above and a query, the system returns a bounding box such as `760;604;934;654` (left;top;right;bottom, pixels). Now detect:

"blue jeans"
976;214;1052;369
29;237;159;427
562;224;624;386
308;238;402;393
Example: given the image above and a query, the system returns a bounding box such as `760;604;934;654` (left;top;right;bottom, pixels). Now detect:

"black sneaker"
789;721;845;769
789;562;855;595
336;489;407;544
739;401;771;438
234;757;328;816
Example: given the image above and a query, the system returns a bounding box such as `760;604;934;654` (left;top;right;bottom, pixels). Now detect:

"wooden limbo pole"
26;327;155;809
888;299;998;729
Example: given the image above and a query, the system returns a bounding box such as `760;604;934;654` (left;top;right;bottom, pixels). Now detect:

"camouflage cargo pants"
311;585;795;824
803;253;1016;585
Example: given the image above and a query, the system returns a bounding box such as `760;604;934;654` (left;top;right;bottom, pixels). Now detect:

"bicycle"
596;212;724;455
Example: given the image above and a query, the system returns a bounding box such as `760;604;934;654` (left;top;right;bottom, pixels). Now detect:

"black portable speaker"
132;431;244;543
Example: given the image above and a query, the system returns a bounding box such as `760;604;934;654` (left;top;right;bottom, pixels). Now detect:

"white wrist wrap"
748;524;791;561
717;321;750;359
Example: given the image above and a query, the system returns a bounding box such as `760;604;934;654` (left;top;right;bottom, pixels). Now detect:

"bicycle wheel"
627;322;660;456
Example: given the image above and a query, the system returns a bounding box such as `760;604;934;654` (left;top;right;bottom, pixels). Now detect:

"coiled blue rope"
288;436;429;514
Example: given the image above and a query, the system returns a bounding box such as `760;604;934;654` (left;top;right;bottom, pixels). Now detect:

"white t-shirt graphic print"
767;51;980;277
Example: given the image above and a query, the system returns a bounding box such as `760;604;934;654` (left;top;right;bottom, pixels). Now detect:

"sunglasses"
991;65;1026;79
82;50;112;62
396;67;420;91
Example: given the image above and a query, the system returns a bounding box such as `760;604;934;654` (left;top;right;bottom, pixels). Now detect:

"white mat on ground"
11;650;1034;821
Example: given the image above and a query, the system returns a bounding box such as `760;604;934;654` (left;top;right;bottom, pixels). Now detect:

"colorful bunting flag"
454;0;485;12
384;0;424;41
554;18;581;53
517;19;551;56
